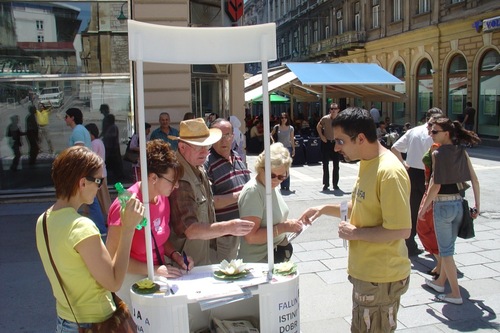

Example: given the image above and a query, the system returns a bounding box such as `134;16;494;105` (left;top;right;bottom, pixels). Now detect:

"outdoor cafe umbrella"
252;92;289;103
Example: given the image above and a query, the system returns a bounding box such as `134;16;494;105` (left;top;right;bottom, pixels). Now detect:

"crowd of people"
33;103;481;332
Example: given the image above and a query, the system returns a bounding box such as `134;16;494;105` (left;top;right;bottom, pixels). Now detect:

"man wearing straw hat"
168;118;255;265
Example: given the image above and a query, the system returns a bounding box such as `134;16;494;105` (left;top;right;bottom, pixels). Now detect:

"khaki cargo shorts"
348;275;410;333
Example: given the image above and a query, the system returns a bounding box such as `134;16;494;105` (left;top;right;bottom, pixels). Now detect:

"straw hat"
168;118;222;146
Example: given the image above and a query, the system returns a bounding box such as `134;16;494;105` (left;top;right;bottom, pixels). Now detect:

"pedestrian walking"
419;117;480;305
391;107;444;256
316;103;341;191
26;105;39;165
36;102;54;154
270;112;295;192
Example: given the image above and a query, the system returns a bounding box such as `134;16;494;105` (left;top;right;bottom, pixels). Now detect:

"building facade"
243;0;500;139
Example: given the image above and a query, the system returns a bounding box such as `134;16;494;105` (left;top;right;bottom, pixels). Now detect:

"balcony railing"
309;30;366;58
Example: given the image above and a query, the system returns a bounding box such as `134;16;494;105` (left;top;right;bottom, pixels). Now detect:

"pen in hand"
182;251;189;273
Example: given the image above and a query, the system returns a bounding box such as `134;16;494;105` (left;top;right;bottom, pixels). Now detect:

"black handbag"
274;239;293;263
458;199;475;239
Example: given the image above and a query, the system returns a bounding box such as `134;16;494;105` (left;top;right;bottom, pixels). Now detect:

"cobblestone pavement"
1;145;499;332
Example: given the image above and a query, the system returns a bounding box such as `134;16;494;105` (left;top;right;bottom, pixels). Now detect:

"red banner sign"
226;0;243;22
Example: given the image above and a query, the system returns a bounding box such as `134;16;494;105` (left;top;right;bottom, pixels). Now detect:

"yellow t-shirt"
36;109;49;126
36;208;115;323
348;151;411;283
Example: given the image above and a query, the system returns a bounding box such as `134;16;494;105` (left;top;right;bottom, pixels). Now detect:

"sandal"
436;294;463;305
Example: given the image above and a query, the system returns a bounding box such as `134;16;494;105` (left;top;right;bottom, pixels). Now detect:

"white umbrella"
127;21;278;279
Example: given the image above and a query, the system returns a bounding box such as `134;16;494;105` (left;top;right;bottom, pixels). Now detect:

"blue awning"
284;62;404;85
245;63;407;103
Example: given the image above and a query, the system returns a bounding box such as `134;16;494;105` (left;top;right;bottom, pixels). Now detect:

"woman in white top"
270;112;295;192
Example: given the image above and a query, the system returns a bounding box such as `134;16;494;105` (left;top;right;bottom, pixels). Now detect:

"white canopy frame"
127;20;277;280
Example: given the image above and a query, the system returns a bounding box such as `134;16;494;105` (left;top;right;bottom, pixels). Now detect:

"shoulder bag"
458;199;475;239
123;138;139;163
42;212;136;333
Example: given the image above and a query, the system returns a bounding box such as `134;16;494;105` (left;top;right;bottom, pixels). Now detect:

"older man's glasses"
271;172;288;181
85;176;104;188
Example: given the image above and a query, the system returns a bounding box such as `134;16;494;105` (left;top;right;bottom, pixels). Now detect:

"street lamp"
117;2;128;21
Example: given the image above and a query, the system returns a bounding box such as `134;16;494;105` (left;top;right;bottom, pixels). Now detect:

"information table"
130;263;300;333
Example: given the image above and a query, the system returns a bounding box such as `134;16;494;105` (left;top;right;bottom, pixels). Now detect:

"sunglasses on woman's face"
271;172;288;181
85;176;104;188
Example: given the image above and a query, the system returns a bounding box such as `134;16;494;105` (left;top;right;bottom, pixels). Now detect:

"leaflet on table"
170;268;267;301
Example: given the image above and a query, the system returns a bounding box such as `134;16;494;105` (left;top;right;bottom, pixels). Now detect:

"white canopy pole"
261;59;274;279
135;58;155;280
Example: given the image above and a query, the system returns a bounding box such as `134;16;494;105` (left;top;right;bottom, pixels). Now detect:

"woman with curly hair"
106;139;193;307
418;118;480;305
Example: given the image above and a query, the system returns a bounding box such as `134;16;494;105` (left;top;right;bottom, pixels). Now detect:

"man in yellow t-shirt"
300;107;411;333
36;102;54;153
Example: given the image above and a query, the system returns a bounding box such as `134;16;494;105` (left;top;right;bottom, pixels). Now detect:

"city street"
1;145;499;332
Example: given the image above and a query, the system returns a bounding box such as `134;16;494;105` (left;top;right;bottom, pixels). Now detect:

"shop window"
416;59;433;123
477;50;500;138
447;55;468;121
392;62;406;125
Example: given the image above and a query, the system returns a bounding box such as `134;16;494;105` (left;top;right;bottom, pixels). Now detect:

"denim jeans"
280;147;293;190
55;316;91;333
433;199;463;257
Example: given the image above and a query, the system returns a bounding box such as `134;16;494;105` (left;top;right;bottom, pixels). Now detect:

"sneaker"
322;186;329;191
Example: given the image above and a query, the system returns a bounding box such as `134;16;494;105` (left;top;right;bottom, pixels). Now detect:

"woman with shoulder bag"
418;118;480;305
36;146;145;333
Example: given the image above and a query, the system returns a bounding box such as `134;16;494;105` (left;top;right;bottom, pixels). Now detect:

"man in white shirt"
391;107;443;256
369;104;380;125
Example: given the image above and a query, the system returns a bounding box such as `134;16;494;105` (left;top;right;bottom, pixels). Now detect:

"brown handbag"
42;212;136;333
